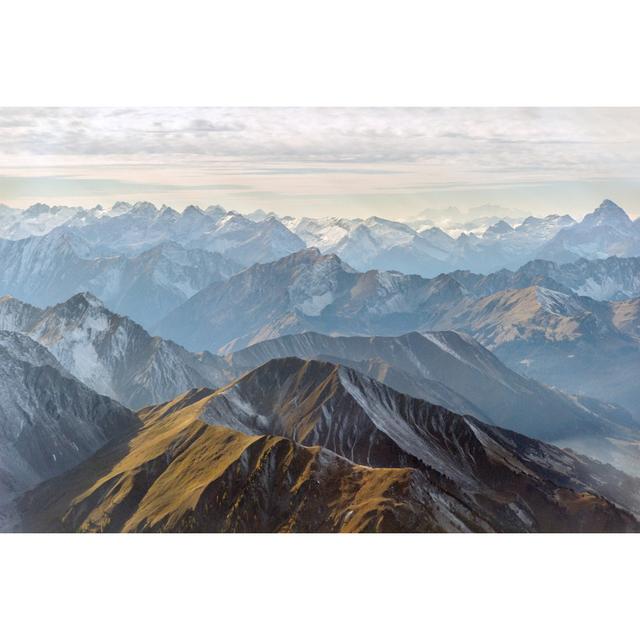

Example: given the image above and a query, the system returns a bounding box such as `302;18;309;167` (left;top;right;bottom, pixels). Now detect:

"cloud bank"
0;107;638;218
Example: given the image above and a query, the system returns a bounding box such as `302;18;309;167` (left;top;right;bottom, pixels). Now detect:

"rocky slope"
16;359;640;533
451;256;640;301
0;331;138;505
429;286;640;419
225;331;640;446
0;293;231;409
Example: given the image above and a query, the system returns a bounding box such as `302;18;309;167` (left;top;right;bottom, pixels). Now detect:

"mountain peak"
484;220;513;236
204;204;227;217
64;291;105;309
182;205;205;217
584;199;631;226
129;201;158;216
23;203;51;218
111;201;132;213
158;204;179;217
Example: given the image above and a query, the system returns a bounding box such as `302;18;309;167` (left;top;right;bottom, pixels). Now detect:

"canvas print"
1;107;639;533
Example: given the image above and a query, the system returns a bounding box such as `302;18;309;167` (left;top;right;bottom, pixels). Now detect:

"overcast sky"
0;107;638;220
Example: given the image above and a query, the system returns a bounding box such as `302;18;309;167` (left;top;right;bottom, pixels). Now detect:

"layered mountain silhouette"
2;197;640;534
224;331;640;446
4;292;638;474
1;198;637;277
451;256;640;301
62;201;305;265
430;285;640;417
149;246;640;419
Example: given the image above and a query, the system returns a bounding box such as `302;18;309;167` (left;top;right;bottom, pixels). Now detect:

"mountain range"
149;247;640;420
2;291;639;474
450;255;640;301
2;195;640;533
1;199;638;277
428;285;640;417
153;248;464;352
0;227;242;326
4;224;637;422
64;201;305;265
14;358;640;533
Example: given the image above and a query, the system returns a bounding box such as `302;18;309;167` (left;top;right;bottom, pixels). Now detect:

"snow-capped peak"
582;199;632;227
61;291;105;311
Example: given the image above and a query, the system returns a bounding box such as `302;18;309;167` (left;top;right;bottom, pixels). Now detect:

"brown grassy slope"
17;371;640;533
18;389;472;533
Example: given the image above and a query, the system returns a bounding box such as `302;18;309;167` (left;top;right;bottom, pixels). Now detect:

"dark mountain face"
16;359;640;533
223;331;640;447
0;331;139;505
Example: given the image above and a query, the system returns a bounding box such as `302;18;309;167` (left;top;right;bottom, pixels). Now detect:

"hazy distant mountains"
282;209;580;275
0;230;241;326
153;248;464;352
1;198;638;277
2;201;639;418
538;199;640;264
451;255;640;301
428;284;640;418
0;201;304;264
149;247;640;421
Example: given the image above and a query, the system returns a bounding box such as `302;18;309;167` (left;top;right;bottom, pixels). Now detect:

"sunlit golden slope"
19;389;470;532
18;359;640;533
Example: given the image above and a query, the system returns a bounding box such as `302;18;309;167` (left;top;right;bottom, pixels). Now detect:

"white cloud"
0;108;639;218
